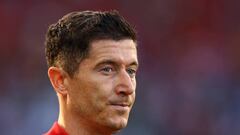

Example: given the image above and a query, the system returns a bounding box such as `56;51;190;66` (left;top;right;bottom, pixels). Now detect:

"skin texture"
48;39;138;135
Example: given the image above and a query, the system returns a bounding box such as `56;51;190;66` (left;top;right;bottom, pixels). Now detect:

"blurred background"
1;0;240;135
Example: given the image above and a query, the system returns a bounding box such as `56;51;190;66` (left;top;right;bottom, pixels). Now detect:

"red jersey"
43;122;68;135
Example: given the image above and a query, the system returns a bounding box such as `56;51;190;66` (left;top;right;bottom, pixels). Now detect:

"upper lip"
110;102;131;107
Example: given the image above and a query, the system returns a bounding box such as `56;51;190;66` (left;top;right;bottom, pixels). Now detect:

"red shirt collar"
44;122;68;135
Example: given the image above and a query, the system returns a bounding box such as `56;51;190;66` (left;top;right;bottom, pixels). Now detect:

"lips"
109;101;132;112
111;102;130;107
109;100;132;107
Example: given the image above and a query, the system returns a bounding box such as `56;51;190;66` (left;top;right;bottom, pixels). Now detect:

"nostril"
118;91;127;97
115;86;134;96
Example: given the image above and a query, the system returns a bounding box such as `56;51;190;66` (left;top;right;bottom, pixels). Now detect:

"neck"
57;96;113;135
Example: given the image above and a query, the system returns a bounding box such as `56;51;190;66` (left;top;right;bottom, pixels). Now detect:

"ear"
48;67;68;95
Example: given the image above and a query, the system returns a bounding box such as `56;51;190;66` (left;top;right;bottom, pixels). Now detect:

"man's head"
45;10;138;134
45;10;137;77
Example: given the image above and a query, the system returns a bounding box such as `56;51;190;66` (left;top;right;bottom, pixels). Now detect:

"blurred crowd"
1;0;240;135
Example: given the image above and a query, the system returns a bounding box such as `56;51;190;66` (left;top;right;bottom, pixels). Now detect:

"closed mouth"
111;103;130;107
109;101;131;107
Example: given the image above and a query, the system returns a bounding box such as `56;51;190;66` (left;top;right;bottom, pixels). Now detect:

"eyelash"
99;65;137;77
101;66;114;73
127;68;137;77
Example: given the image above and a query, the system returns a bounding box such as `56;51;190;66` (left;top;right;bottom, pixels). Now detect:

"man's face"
66;39;138;132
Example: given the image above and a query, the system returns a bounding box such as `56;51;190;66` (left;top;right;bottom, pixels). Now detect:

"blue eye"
127;68;136;77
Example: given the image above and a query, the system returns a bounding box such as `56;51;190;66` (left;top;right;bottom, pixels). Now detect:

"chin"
110;117;128;130
97;107;131;132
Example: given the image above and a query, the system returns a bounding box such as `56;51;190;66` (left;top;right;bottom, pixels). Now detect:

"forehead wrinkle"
87;39;137;65
95;53;138;69
90;39;136;53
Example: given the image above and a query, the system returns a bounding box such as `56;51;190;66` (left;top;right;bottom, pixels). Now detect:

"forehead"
88;39;138;63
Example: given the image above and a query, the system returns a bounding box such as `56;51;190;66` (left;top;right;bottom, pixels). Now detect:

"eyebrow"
95;59;139;69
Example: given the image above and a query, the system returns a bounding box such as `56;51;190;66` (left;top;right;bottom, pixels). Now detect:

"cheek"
69;73;117;110
84;76;115;105
68;82;104;116
67;78;96;107
93;79;114;102
132;91;136;104
131;79;137;103
92;75;115;93
133;79;137;89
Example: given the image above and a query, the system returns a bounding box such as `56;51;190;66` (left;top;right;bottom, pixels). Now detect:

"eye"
100;66;115;75
102;67;113;72
126;68;137;78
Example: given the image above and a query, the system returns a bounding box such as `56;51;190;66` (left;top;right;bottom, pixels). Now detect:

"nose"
115;70;135;96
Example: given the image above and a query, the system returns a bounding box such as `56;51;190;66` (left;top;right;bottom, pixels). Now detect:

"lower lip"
111;105;129;111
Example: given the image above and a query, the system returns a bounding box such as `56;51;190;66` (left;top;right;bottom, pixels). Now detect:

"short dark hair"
45;10;137;77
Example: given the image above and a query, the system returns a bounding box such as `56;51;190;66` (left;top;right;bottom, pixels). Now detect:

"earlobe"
48;67;68;95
